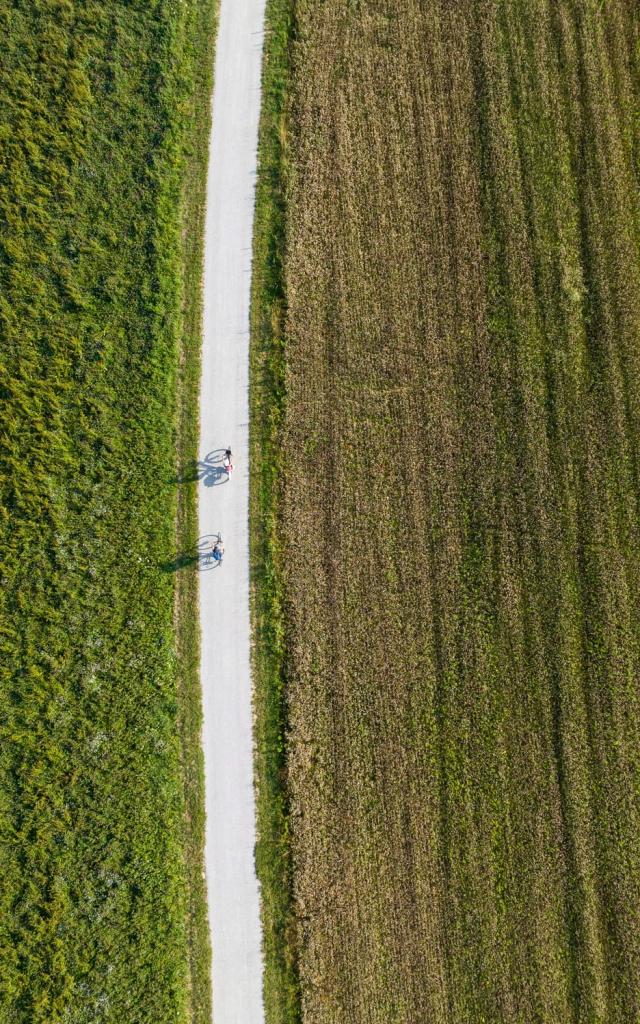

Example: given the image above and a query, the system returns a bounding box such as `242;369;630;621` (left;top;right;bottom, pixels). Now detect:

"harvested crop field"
256;0;640;1021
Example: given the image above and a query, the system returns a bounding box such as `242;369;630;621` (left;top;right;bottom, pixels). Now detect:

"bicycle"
209;532;224;566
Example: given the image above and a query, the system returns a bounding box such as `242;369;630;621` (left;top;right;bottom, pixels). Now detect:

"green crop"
0;1;215;1020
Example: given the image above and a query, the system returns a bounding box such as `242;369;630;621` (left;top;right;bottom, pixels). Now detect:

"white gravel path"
198;1;266;1020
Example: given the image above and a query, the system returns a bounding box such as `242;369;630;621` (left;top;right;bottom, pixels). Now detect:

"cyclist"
223;447;233;476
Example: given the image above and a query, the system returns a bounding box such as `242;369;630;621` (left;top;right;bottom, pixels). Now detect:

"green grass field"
0;1;215;1020
253;1;640;1021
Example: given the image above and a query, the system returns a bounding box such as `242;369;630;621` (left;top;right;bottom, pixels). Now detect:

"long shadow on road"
173;449;230;487
162;534;224;573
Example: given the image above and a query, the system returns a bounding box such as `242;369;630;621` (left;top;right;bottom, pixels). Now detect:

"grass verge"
249;0;300;1021
174;1;218;1020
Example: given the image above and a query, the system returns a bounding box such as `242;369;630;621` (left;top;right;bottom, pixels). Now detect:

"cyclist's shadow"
198;449;229;487
161;534;223;573
173;450;228;486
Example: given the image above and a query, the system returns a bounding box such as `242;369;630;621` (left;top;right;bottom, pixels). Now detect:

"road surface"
198;0;266;1021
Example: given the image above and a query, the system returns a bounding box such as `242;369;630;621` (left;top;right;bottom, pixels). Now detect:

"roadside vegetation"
250;0;300;1020
253;1;640;1021
173;1;217;1020
0;1;215;1020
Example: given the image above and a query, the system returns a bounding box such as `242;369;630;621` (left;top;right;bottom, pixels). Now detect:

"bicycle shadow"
161;533;224;573
173;449;229;487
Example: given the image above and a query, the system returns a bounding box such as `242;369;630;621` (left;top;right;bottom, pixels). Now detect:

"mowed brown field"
272;0;640;1021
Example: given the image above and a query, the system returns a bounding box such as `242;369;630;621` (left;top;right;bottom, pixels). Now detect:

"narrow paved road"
198;1;266;1021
